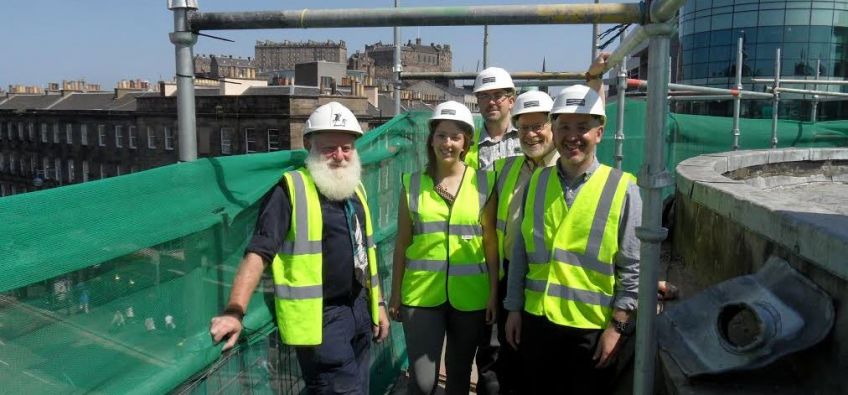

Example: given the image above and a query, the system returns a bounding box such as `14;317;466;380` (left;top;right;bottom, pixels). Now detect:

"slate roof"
242;85;320;96
0;94;64;110
48;93;116;111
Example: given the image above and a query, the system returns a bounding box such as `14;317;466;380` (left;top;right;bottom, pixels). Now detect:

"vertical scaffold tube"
633;23;673;395
170;2;199;162
772;48;781;149
394;0;401;117
812;59;820;123
483;25;490;68
615;53;627;169
732;36;743;150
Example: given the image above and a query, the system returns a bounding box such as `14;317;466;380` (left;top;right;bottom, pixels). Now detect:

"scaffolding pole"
189;3;645;30
634;22;674;395
483;25;489;68
772;49;781;148
774;86;848;98
169;0;199;162
592;0;600;62
606;25;648;76
513;79;584;87
400;71;584;80
668;95;740;101
812;59;821;123
751;78;848;85
615;50;627;169
628;79;773;98
394;0;401;116
732;36;743;150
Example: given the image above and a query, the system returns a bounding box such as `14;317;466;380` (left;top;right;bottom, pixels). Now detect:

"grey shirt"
503;157;642;313
476;125;521;171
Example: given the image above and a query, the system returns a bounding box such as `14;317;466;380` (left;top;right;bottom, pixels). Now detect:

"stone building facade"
0;87;370;198
254;40;347;72
349;38;452;83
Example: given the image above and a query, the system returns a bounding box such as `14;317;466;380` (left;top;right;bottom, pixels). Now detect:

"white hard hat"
473;67;515;93
511;90;554;124
429;101;475;132
304;101;364;137
551;85;606;123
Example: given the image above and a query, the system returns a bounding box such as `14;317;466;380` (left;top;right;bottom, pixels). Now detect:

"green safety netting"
2;100;847;394
597;100;848;194
0;111;430;394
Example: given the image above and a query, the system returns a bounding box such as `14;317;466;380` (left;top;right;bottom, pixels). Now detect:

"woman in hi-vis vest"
389;101;499;395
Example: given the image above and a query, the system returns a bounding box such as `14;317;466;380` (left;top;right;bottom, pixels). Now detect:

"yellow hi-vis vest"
463;127;483;169
270;168;381;346
401;166;495;311
493;155;527;268
520;164;634;329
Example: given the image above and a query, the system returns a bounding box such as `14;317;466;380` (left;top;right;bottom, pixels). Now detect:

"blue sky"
0;0;627;90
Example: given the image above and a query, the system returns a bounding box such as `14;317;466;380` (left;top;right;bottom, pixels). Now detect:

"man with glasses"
485;89;558;394
466;67;522;171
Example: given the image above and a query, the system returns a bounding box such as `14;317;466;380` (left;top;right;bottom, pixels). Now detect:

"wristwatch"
611;318;635;336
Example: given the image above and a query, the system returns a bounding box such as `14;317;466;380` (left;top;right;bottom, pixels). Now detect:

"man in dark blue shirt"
210;102;390;395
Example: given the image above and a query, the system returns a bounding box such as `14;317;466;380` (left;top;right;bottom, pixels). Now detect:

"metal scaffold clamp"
635;225;668;243
169;31;198;47
637;167;673;190
642;20;675;37
168;0;198;10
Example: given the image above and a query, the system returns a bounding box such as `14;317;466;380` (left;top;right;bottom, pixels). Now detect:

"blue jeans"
295;292;372;395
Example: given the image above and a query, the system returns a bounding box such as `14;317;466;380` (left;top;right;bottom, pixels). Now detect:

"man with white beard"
210;102;390;395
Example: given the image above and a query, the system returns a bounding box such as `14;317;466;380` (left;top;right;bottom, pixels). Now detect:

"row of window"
683;44;836;66
683;26;841;50
680;58;848;80
0;152;137;184
680;8;848;36
219;127;282;155
0;122;175;151
681;1;847;18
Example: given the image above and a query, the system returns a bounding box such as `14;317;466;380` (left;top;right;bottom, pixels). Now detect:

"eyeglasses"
518;122;549;133
476;91;511;104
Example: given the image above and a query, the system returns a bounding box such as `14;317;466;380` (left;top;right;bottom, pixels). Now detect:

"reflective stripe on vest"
270;169;381;346
493;155;525;264
401;166;494;311
520;164;633;329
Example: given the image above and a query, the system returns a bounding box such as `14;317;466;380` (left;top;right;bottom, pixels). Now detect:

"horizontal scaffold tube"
774;87;848;98
752;78;848;86
627;79;773;98
400;71;584;80
651;0;687;23
604;25;648;76
668;95;746;101
188;3;643;31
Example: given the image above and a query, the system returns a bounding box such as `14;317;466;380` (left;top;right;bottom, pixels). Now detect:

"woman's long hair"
425;119;473;179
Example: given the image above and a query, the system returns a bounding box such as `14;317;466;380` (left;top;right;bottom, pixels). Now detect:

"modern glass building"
677;0;848;120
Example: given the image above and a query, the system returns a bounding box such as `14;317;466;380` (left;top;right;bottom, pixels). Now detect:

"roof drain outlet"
657;256;833;377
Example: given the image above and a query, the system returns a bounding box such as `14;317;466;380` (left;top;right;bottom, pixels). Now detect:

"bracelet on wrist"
222;305;245;321
584;71;603;82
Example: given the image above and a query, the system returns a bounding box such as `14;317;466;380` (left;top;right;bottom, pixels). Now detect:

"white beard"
305;149;362;201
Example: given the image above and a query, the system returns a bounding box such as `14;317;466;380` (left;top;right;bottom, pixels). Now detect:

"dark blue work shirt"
247;181;366;305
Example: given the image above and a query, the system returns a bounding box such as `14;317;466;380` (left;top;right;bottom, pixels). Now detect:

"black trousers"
518;312;615;395
476;261;521;395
